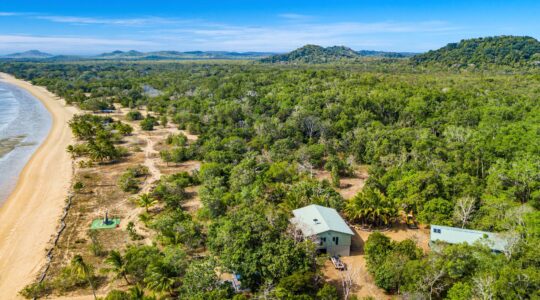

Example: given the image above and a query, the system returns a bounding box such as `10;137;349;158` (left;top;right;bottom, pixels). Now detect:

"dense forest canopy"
411;35;540;67
2;59;539;299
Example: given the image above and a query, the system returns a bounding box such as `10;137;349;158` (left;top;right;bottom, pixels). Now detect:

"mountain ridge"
2;50;54;59
94;50;275;60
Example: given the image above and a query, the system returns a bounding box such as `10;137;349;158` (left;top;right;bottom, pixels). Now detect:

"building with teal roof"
291;204;354;256
430;225;508;252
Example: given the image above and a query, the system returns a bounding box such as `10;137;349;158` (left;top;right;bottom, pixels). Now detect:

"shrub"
127;221;143;241
73;181;84;192
19;281;52;299
140;116;157;131
113;122;133;135
128;164;149;177
118;171;139;193
165;133;188;146
126;110;143;121
88;230;105;257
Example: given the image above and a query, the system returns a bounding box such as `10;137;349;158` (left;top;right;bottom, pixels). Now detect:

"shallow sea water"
0;81;51;203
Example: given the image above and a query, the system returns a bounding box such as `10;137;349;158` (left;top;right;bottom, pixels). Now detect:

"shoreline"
0;73;77;299
0;81;52;202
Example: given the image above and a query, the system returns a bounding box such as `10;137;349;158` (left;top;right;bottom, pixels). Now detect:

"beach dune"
0;73;77;299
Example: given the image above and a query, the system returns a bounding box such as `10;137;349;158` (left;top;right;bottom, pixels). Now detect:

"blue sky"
1;0;539;54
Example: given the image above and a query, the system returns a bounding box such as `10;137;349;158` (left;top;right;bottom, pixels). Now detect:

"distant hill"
260;45;414;63
94;50;273;60
411;36;540;67
2;50;54;59
0;47;416;63
0;49;274;61
357;50;416;58
97;50;144;59
261;45;359;63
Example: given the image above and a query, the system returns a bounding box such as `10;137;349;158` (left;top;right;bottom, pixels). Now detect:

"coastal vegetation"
67;114;132;163
3;37;540;299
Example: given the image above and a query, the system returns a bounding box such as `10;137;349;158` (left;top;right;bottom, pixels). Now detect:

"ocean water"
0;81;52;203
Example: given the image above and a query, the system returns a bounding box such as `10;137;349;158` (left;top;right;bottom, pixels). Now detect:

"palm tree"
144;261;176;294
71;255;97;300
345;187;397;227
137;193;157;213
104;250;130;284
87;140;107;162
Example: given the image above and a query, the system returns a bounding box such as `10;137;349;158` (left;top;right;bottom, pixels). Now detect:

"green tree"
104;250;130;285
144;260;177;294
364;232;392;272
180;258;221;297
71;255;97;300
274;271;318;298
137;193;157;213
316;283;339;300
345;187;397;227
446;282;473;300
124;245;161;283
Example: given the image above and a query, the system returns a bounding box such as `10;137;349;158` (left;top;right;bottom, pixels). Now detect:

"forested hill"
411;36;540;67
261;45;359;63
261;45;415;63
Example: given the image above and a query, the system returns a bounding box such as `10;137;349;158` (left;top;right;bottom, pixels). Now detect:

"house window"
319;237;326;246
433;228;441;234
334;236;339;245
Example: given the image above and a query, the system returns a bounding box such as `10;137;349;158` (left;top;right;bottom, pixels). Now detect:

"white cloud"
278;13;313;21
34;15;186;26
0;11;463;53
0;12;18;16
150;20;459;51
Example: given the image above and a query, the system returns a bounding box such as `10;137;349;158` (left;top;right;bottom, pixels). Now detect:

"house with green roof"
430;225;508;252
291;204;354;256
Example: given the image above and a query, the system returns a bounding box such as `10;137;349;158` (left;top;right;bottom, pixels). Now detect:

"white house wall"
316;230;352;256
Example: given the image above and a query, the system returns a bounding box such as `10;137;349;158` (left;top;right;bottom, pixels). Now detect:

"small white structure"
430;225;508;252
291;204;354;256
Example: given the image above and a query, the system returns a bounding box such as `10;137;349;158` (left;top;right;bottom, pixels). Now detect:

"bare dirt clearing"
323;224;430;299
314;165;369;199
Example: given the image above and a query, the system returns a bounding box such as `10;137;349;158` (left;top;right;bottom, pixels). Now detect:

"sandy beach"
0;73;77;299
